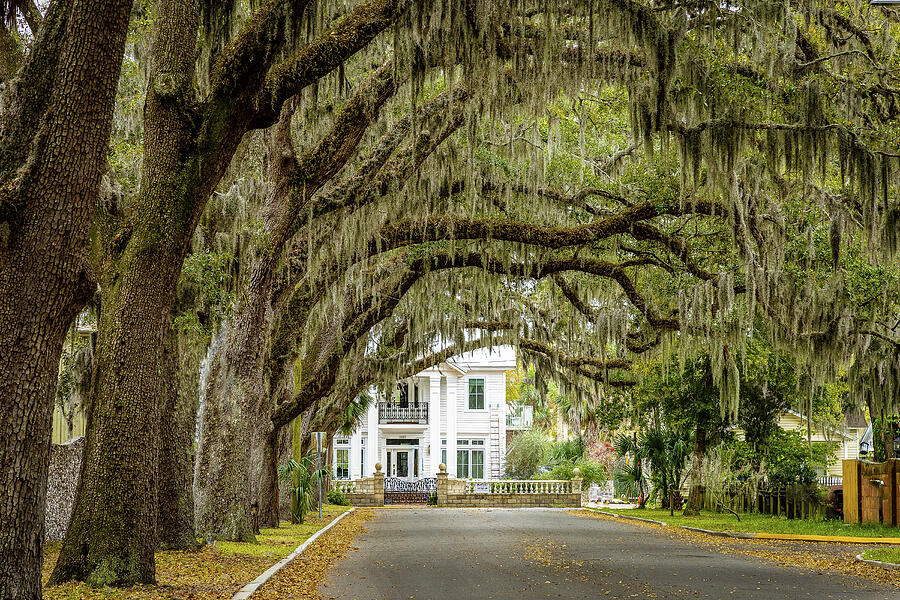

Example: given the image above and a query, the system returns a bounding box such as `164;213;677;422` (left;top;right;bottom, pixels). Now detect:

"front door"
388;449;412;479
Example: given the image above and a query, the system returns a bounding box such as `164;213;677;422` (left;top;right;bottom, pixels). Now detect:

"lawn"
601;507;900;538
41;504;351;600
861;547;900;564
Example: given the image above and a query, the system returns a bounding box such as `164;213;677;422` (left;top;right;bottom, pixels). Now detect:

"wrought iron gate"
384;477;437;504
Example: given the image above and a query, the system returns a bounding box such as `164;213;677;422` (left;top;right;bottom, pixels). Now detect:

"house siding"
335;346;516;480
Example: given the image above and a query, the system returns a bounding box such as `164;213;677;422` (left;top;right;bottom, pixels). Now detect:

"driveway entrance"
319;508;897;599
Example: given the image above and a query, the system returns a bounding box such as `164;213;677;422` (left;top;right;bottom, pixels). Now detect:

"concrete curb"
855;553;900;570
587;508;668;526
231;508;355;600
679;526;757;539
584;508;900;544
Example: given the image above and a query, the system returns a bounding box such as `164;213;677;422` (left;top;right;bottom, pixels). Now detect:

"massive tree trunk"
157;324;203;549
50;0;202;585
50;255;180;585
194;262;276;542
259;357;297;527
0;1;133;597
258;428;282;528
683;425;707;516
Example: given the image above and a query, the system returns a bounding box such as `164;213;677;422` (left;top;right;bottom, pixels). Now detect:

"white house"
332;345;518;481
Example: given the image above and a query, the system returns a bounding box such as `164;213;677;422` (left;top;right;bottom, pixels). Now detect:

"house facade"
733;408;869;477
332;346;518;481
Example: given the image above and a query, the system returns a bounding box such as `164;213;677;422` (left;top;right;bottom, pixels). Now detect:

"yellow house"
776;410;869;476
734;409;868;477
51;405;86;445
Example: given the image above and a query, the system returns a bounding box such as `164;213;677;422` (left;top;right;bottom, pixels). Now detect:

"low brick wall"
444;493;581;508
45;437;84;542
337;471;583;508
345;493;382;507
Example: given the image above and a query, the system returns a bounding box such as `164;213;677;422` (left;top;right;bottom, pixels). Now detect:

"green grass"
42;504;353;599
862;547;900;563
216;504;350;558
602;507;900;538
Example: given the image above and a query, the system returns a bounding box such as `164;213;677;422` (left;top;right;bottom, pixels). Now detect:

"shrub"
549;438;586;463
505;429;550;479
326;489;350;506
541;457;608;486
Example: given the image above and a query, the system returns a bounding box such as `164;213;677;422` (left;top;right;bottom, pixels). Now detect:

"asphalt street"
319;508;898;600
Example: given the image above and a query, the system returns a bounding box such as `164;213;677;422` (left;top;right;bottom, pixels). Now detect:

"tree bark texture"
0;0;133;597
194;251;278;540
258;428;282;528
50;0;202;585
683;425;707;516
157;325;203;549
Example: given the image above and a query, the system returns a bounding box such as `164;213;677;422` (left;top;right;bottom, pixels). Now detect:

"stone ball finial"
572;467;581;478
375;462;382;473
439;463;447;473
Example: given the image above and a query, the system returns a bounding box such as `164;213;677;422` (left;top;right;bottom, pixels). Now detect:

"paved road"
319;508;897;600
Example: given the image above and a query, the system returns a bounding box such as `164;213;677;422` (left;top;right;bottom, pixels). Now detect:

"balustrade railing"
506;405;534;429
463;479;573;494
331;480;357;494
378;402;429;424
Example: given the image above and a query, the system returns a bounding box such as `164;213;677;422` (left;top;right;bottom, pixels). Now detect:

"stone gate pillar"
374;462;385;507
436;463;448;507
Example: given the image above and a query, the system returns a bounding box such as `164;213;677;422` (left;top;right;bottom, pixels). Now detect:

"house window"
361;437;366;474
468;378;485;410
456;439;485;479
335;449;349;480
396;382;409;408
441;439;446;466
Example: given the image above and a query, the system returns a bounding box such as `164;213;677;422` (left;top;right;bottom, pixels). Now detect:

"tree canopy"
3;0;900;597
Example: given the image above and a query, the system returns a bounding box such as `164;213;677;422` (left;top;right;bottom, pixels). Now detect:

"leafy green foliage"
174;250;235;337
278;453;327;524
540;458;608;487
326;489;349;506
504;429;550;479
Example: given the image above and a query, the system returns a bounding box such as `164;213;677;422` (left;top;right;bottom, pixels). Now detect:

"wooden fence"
703;483;825;520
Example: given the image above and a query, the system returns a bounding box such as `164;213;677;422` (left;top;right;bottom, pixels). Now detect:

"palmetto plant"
614;429;690;509
278;453;327;524
614;433;648;507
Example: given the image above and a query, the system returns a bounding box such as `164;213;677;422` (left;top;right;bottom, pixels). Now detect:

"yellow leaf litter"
572;509;900;589
253;509;374;600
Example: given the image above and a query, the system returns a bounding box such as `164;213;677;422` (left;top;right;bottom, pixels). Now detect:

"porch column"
447;374;458;477
366;395;379;476
350;426;362;480
429;374;441;474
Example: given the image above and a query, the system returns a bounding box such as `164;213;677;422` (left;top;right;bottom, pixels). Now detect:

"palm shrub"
613;433;649;507
549;438;586;463
278;453;327;523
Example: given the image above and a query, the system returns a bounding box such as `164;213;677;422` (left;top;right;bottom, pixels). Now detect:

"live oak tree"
8;0;900;595
52;0;413;586
0;1;133;598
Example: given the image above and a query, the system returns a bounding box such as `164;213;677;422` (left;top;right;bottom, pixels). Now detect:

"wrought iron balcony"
378;402;428;424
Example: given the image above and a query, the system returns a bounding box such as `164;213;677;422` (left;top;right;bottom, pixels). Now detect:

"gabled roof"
844;408;868;429
419;345;516;377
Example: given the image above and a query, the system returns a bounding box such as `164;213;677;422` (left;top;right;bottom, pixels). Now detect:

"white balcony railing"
378;402;428;424
506;405;533;429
